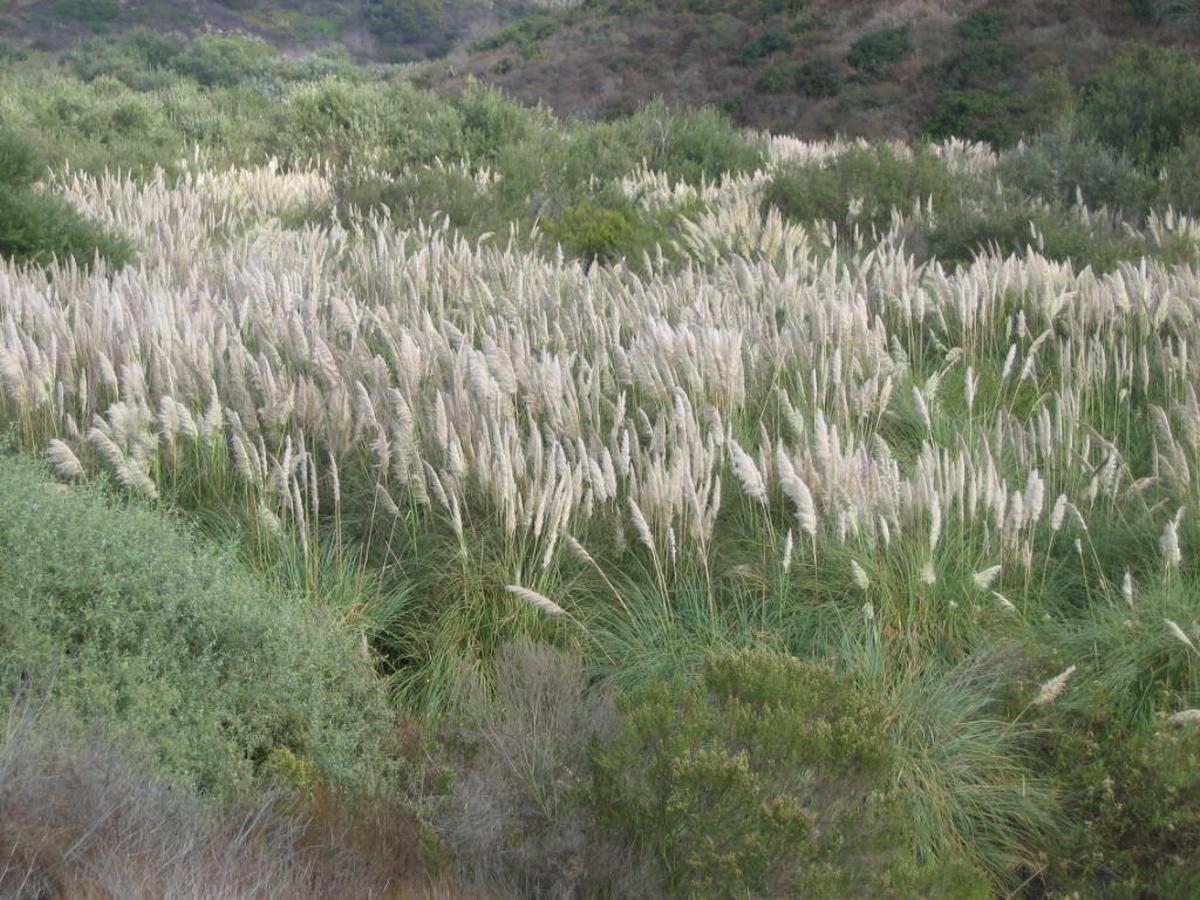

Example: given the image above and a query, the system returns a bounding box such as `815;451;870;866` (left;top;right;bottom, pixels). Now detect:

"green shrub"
0;126;42;187
590;649;986;898
51;0;119;28
0;455;392;796
632;103;767;185
938;36;1020;90
792;57;839;98
927;202;1132;272
955;8;1017;40
590;650;890;897
1159;133;1200;214
170;34;276;87
731;31;792;66
847;24;912;80
997;123;1158;213
926;88;1025;147
545;201;642;265
763;145;963;236
1082;44;1200;166
0;129;133;269
1045;722;1200;896
366;0;444;38
754;65;791;94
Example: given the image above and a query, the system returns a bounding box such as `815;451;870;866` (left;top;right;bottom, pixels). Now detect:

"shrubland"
2;32;1200;899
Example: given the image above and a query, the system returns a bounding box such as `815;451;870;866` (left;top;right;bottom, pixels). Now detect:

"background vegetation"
2;19;1200;900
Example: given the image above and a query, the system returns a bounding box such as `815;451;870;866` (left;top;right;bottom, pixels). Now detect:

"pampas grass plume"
506;585;565;617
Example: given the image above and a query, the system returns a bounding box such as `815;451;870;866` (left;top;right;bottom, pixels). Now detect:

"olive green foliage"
1045;722;1200;896
544;201;643;265
0;455;392;796
763;144;963;236
997;122;1158;213
731;30;792;67
847;24;911;80
0;126;133;268
1081;44;1200;166
762;141;1200;272
590;649;986;898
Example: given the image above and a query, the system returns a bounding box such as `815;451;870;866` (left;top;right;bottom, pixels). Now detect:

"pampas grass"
506;585;567;617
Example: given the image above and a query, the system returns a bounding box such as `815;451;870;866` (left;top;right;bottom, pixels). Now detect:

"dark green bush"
938;36;1020;90
1082;44;1200;166
792;57;840;98
0;126;43;187
0;186;133;269
589;649;983;898
634;103;767;185
1159;134;1200;214
51;0;119;28
0;127;134;269
731;30;792;66
847;24;912;80
366;0;444;38
1045;722;1200;896
955;8;1017;40
170;34;276;87
0;455;392;796
754;65;791;94
927;202;1132;272
926;88;1025;147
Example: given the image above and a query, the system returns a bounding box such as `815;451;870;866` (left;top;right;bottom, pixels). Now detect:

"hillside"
427;0;1199;141
4;0;1199;141
9;1;1200;141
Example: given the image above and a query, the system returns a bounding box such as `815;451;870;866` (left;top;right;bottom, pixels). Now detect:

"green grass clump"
0;454;393;796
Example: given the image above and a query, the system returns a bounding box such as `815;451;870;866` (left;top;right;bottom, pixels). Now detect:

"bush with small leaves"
589;650;897;898
848;24;911;80
0;455;392;796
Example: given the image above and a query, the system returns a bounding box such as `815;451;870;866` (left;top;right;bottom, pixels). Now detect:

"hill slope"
424;0;1200;141
4;0;1199;142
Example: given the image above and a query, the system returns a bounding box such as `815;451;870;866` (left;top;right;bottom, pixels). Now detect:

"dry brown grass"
0;704;474;900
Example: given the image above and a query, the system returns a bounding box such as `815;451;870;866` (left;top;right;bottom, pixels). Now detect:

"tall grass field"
2;33;1200;899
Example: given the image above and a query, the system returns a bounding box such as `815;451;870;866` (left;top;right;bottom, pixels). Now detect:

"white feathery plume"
912;385;931;432
627;496;655;553
1122;571;1134;607
1050;494;1068;532
1165;619;1196;652
1161;519;1182;569
782;529;794;573
928;493;942;550
850;559;870;591
506;585;565;617
972;565;1002;591
777;447;817;537
1033;664;1077;706
47;440;84;479
728;438;768;504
